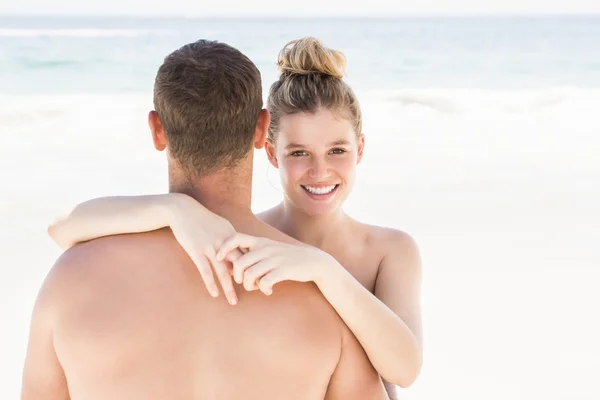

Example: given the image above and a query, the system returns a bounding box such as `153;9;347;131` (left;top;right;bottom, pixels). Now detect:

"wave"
0;28;172;38
19;59;81;69
364;86;599;116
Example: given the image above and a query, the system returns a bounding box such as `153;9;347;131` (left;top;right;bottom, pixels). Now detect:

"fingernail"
229;297;238;306
210;289;219;297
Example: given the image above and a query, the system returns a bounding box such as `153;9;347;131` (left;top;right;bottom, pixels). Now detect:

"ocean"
1;15;599;399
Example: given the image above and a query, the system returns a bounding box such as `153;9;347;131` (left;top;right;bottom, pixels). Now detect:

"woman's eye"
330;148;346;155
290;150;308;156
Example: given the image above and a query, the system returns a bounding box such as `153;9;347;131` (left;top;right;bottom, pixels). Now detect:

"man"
21;40;387;399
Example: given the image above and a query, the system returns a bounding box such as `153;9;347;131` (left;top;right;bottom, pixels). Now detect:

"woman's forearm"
48;194;188;249
315;265;422;388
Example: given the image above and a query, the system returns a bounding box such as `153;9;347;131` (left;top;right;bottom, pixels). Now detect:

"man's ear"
265;140;279;168
148;111;166;151
356;134;365;165
253;109;270;149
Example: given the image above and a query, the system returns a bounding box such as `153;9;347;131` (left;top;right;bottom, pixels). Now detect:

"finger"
189;253;219;298
217;233;264;261
242;259;279;291
257;268;289;295
224;249;243;277
231;246;274;284
222;248;244;264
209;256;238;305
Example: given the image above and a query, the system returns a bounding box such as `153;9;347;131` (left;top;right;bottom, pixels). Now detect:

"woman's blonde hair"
266;37;362;143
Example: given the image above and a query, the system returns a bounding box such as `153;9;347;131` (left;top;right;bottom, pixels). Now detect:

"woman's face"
266;108;364;217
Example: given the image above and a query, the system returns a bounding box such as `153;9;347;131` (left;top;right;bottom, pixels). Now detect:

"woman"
49;37;423;398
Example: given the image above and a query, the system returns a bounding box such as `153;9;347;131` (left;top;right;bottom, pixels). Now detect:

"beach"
1;16;599;398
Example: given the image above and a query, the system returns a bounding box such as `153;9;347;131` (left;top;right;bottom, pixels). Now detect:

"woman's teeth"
302;185;337;195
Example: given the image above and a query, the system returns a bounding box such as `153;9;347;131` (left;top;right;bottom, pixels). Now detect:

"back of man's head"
153;40;263;177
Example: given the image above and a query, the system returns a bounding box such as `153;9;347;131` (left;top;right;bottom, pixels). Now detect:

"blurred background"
1;1;599;398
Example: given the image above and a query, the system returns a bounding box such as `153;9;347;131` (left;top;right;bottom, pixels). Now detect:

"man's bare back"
22;222;387;399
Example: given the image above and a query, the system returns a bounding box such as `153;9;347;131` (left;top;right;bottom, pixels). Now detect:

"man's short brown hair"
153;40;263;176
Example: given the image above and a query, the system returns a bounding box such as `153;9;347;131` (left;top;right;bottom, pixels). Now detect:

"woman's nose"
308;157;331;179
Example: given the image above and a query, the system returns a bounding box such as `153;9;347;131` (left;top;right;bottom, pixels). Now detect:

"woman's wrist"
312;254;346;290
159;193;196;227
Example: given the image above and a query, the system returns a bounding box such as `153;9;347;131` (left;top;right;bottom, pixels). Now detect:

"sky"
1;0;600;16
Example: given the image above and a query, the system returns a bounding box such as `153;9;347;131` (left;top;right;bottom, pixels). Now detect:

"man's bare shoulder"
69;227;178;257
47;228;182;294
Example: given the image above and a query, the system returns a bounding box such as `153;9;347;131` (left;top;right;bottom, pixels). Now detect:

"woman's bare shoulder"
356;221;418;254
256;204;282;226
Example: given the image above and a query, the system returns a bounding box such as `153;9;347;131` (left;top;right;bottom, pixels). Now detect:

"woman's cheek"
280;158;309;181
332;155;357;173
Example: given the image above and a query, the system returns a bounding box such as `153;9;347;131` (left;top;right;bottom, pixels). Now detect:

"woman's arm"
48;194;241;305
315;231;423;388
49;195;181;250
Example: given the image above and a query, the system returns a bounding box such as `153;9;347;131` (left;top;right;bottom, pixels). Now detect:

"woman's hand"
169;194;242;305
216;233;339;295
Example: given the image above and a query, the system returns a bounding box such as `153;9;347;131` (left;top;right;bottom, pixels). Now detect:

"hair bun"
276;37;346;79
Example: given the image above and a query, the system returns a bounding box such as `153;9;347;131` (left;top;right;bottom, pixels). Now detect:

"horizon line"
1;12;600;18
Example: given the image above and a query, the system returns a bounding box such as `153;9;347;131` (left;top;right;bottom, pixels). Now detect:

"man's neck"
168;162;255;223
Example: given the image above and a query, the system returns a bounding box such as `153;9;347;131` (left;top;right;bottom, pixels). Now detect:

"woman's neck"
275;200;350;249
